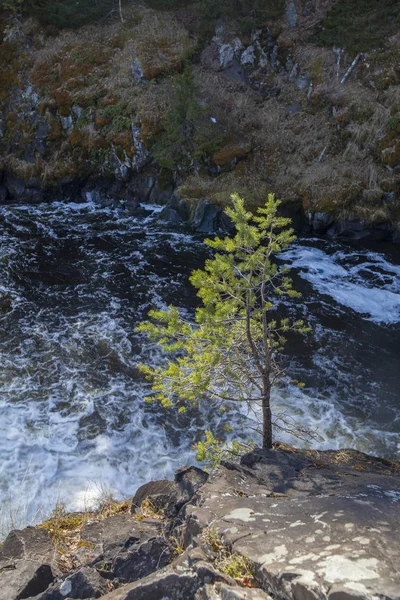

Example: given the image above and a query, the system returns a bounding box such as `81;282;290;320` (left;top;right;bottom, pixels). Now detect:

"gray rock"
192;200;221;233
296;72;310;89
182;449;400;600
175;466;209;502
111;535;171;583
4;172;26;199
286;1;298;28
309;211;335;235
0;559;54;600
1;527;55;563
31;566;111;599
0;527;57;600
60;115;73;132
131;119;149;172
219;44;234;70
241;46;256;67
131;480;178;515
61;566;111;598
159;207;183;225
0;184;7;203
80;514;170;583
132;58;146;84
80;514;162;560
95;568;200;600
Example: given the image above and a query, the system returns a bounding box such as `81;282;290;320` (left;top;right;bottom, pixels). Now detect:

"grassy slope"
0;0;399;226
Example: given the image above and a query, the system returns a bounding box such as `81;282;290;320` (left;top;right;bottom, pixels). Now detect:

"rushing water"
0;199;399;529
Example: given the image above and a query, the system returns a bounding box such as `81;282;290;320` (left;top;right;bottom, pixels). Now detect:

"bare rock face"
181;449;400;600
131;466;209;518
0;527;57;600
80;514;171;583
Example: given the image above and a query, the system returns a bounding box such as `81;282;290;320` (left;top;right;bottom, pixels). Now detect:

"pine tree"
137;193;310;449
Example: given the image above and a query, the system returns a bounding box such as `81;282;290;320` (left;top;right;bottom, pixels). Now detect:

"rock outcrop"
1;447;399;600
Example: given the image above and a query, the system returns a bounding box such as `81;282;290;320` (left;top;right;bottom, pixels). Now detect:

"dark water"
0;200;399;530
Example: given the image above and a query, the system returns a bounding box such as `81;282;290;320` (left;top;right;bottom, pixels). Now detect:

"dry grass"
37;492;131;572
134;9;195;79
201;528;255;585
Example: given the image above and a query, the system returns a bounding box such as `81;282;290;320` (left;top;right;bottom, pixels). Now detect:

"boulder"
159;207;183;225
131;467;208;519
174;466;209;502
0;184;8;203
1;527;56;564
0;527;57;600
93;568;200;600
0;559;54;600
110;535;171;583
30;566;112;599
191;201;221;233
286;1;298;28
80;514;170;583
4;172;26;199
131;480;178;515
78;410;108;441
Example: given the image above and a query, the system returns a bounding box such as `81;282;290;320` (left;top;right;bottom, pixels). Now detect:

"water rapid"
0;199;399;530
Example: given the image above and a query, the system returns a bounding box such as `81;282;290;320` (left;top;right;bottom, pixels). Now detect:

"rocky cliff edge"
1;447;399;600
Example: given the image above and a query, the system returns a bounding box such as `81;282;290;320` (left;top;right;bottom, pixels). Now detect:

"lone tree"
138;193;310;449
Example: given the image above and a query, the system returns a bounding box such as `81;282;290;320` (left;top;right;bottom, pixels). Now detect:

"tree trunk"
262;386;272;449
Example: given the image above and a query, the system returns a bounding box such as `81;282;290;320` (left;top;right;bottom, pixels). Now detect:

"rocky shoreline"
1;447;399;600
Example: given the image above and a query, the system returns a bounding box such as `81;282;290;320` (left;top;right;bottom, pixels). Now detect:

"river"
0;199;399;531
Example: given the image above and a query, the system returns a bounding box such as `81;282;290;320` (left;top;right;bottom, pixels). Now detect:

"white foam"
282;245;400;324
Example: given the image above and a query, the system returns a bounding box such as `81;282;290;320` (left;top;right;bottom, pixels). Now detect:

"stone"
130;468;207;519
61;566;111;598
0;527;57;599
95;568;200;600
0;559;54;600
196;582;272;599
131;479;178;515
175;466;209;502
286;1;298;28
0;184;7;203
60;115;73;132
132;58;146;84
159;207;183;225
1;527;55;564
111;535;171;583
240;46;256;67
78;514;171;584
308;211;335;235
191;200;221;233
219;44;234;70
4;172;26;199
31;566;112;599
